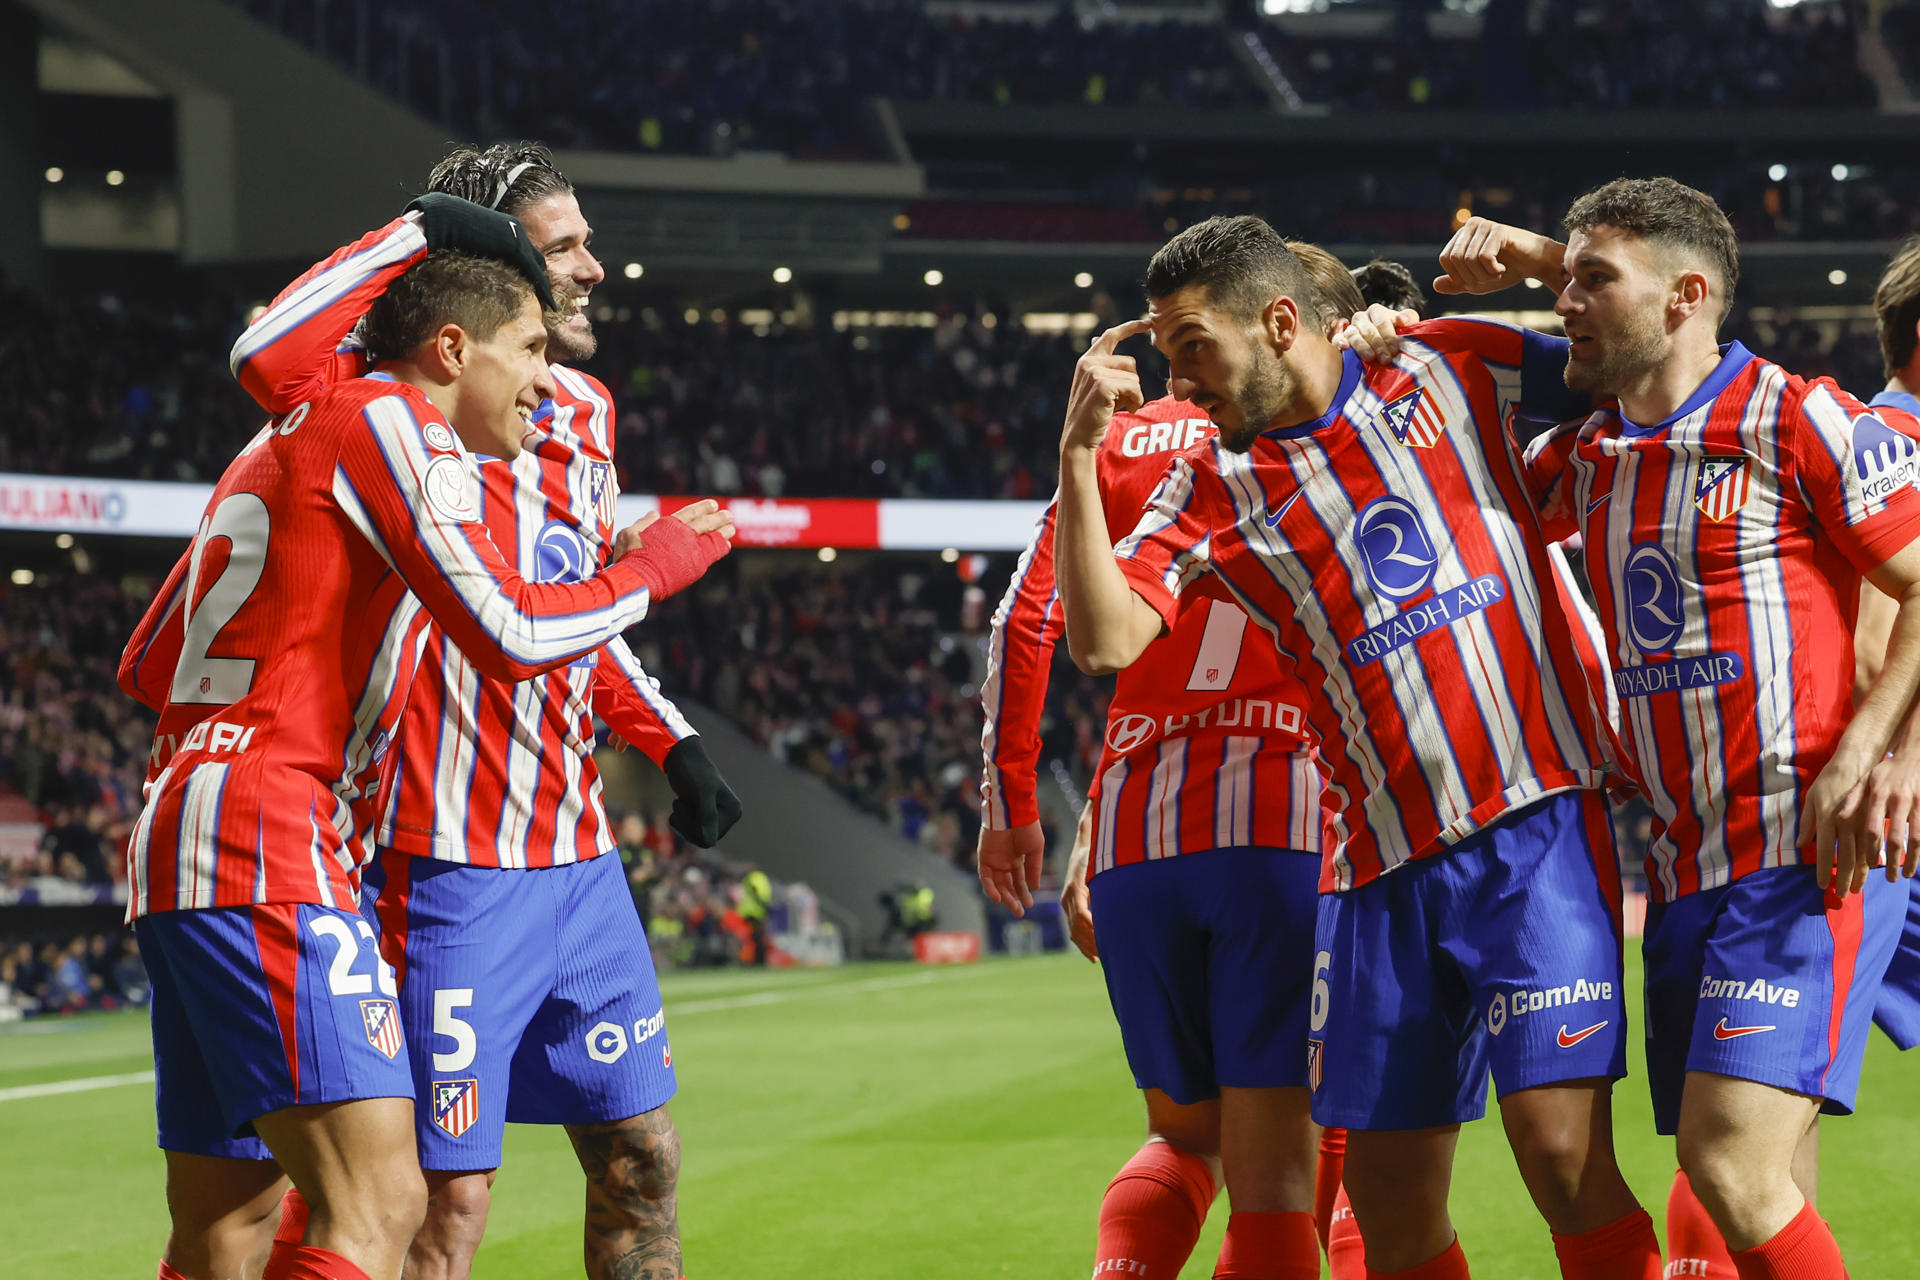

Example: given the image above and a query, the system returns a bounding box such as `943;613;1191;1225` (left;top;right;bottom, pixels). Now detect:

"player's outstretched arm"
118;543;193;711
340;396;733;682
232;196;555;414
1056;320;1166;674
1433;216;1569;297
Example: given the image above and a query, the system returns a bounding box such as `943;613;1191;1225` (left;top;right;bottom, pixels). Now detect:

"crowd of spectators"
629;555;1108;873
223;0;1892;160
0;933;147;1018
227;0;1259;158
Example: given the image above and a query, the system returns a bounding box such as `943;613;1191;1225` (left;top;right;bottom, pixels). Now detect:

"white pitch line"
0;1069;154;1103
0;965;1005;1103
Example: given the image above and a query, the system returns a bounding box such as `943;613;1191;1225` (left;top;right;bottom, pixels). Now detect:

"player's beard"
1564;302;1666;399
1215;346;1294;453
546;277;597;363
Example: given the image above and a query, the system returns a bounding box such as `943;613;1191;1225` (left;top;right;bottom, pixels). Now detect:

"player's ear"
429;323;469;379
1265;295;1301;354
1672;270;1711;325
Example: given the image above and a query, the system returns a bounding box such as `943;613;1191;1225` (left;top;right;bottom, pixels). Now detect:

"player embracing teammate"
1056;215;1666;1279
117;198;733;1280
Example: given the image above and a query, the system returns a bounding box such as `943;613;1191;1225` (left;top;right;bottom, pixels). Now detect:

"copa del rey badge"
1693;456;1751;522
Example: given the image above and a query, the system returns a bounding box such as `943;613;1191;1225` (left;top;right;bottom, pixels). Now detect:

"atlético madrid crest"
591;462;617;529
1380;389;1446;449
432;1079;480;1138
1306;1039;1324;1093
1694;456;1751;522
360;999;402;1060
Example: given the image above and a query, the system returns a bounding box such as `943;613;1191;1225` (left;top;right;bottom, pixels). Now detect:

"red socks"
1368;1236;1471;1279
1666;1170;1737;1279
1316;1127;1348;1249
1094;1141;1217;1279
1726;1201;1847;1280
1551;1208;1662;1280
266;1186;313;1276
1213;1210;1323;1280
262;1246;371;1280
1328;1184;1367;1279
157;1264;190;1280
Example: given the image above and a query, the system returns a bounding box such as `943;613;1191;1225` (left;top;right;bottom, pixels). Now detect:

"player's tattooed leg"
568;1106;683;1280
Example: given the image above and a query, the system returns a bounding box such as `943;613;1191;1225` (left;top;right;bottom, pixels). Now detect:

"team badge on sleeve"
1693;456;1751;522
359;999;403;1060
432;1079;480;1137
591;462;617;528
1380;389;1445;449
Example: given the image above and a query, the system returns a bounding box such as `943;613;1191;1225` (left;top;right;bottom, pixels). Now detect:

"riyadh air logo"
1624;543;1684;655
1105;714;1157;754
432;1079;479;1137
1693;456;1751;522
1355;496;1439;601
534;520;592;584
1854;414;1920;501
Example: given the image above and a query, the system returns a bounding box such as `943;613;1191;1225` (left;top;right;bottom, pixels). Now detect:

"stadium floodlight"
941;548;960;563
1524;278;1542;289
1831;163;1850;181
44;166;62;183
1768;163;1788;182
623;262;643;279
773;266;793;284
105;169;125;186
1074;272;1094;288
1830;269;1849;286
55;534;74;550
9;569;32;586
924;269;945;286
818;547;838;563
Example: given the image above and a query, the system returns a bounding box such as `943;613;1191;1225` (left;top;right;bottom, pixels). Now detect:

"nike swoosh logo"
1712;1018;1777;1040
1557;1020;1609;1048
1585;492;1610;514
1263;489;1307;529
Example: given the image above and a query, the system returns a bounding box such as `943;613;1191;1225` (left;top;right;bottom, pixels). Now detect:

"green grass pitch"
3;951;1915;1278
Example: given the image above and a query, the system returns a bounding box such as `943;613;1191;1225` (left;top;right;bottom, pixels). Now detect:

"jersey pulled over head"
1144;215;1329;453
361;250;553;460
428;141;603;362
1557;177;1741;400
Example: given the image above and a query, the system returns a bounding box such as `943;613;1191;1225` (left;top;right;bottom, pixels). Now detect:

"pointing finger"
1089;316;1153;356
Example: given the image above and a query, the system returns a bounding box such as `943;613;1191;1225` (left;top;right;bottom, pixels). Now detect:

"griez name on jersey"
1119;416;1211;458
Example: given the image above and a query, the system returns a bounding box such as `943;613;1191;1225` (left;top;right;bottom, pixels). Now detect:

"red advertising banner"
653;495;883;549
913;931;982;965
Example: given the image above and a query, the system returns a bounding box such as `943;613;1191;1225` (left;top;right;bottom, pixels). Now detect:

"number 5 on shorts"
433;988;477;1072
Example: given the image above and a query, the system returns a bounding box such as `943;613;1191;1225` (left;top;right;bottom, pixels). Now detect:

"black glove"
404;193;556;312
662;737;743;847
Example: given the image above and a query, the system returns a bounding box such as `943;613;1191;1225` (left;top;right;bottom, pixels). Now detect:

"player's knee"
580;1111;682;1212
426;1172;493;1235
1674;1130;1763;1222
313;1161;428;1250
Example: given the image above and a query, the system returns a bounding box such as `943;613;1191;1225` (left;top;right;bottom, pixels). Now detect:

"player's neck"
375;360;457;421
1266;338;1346;433
1616;331;1724;428
1886;369;1920;400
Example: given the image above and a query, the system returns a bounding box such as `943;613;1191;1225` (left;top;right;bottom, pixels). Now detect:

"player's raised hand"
1061;318;1151;454
977;822;1046;917
611;501;735;599
405;193;558;311
1333;303;1420;365
1434;217;1569;297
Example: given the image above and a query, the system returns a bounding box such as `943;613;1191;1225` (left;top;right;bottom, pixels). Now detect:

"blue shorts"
1088;847;1320;1106
136;902;414;1158
366;850;676;1170
1311;790;1629;1131
1873;877;1920;1052
1644;865;1905;1134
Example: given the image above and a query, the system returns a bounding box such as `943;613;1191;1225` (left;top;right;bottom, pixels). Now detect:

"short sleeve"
1792;381;1920;574
1112;453;1218;628
1521;419;1586;544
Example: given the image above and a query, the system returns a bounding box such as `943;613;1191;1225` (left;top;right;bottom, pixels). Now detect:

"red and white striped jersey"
1525;342;1920;900
1114;323;1607;892
232;218;696;868
980;397;1327;875
116;377;663;918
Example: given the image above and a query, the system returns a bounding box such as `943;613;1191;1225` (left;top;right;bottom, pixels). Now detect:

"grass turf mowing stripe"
0;1070;155;1102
